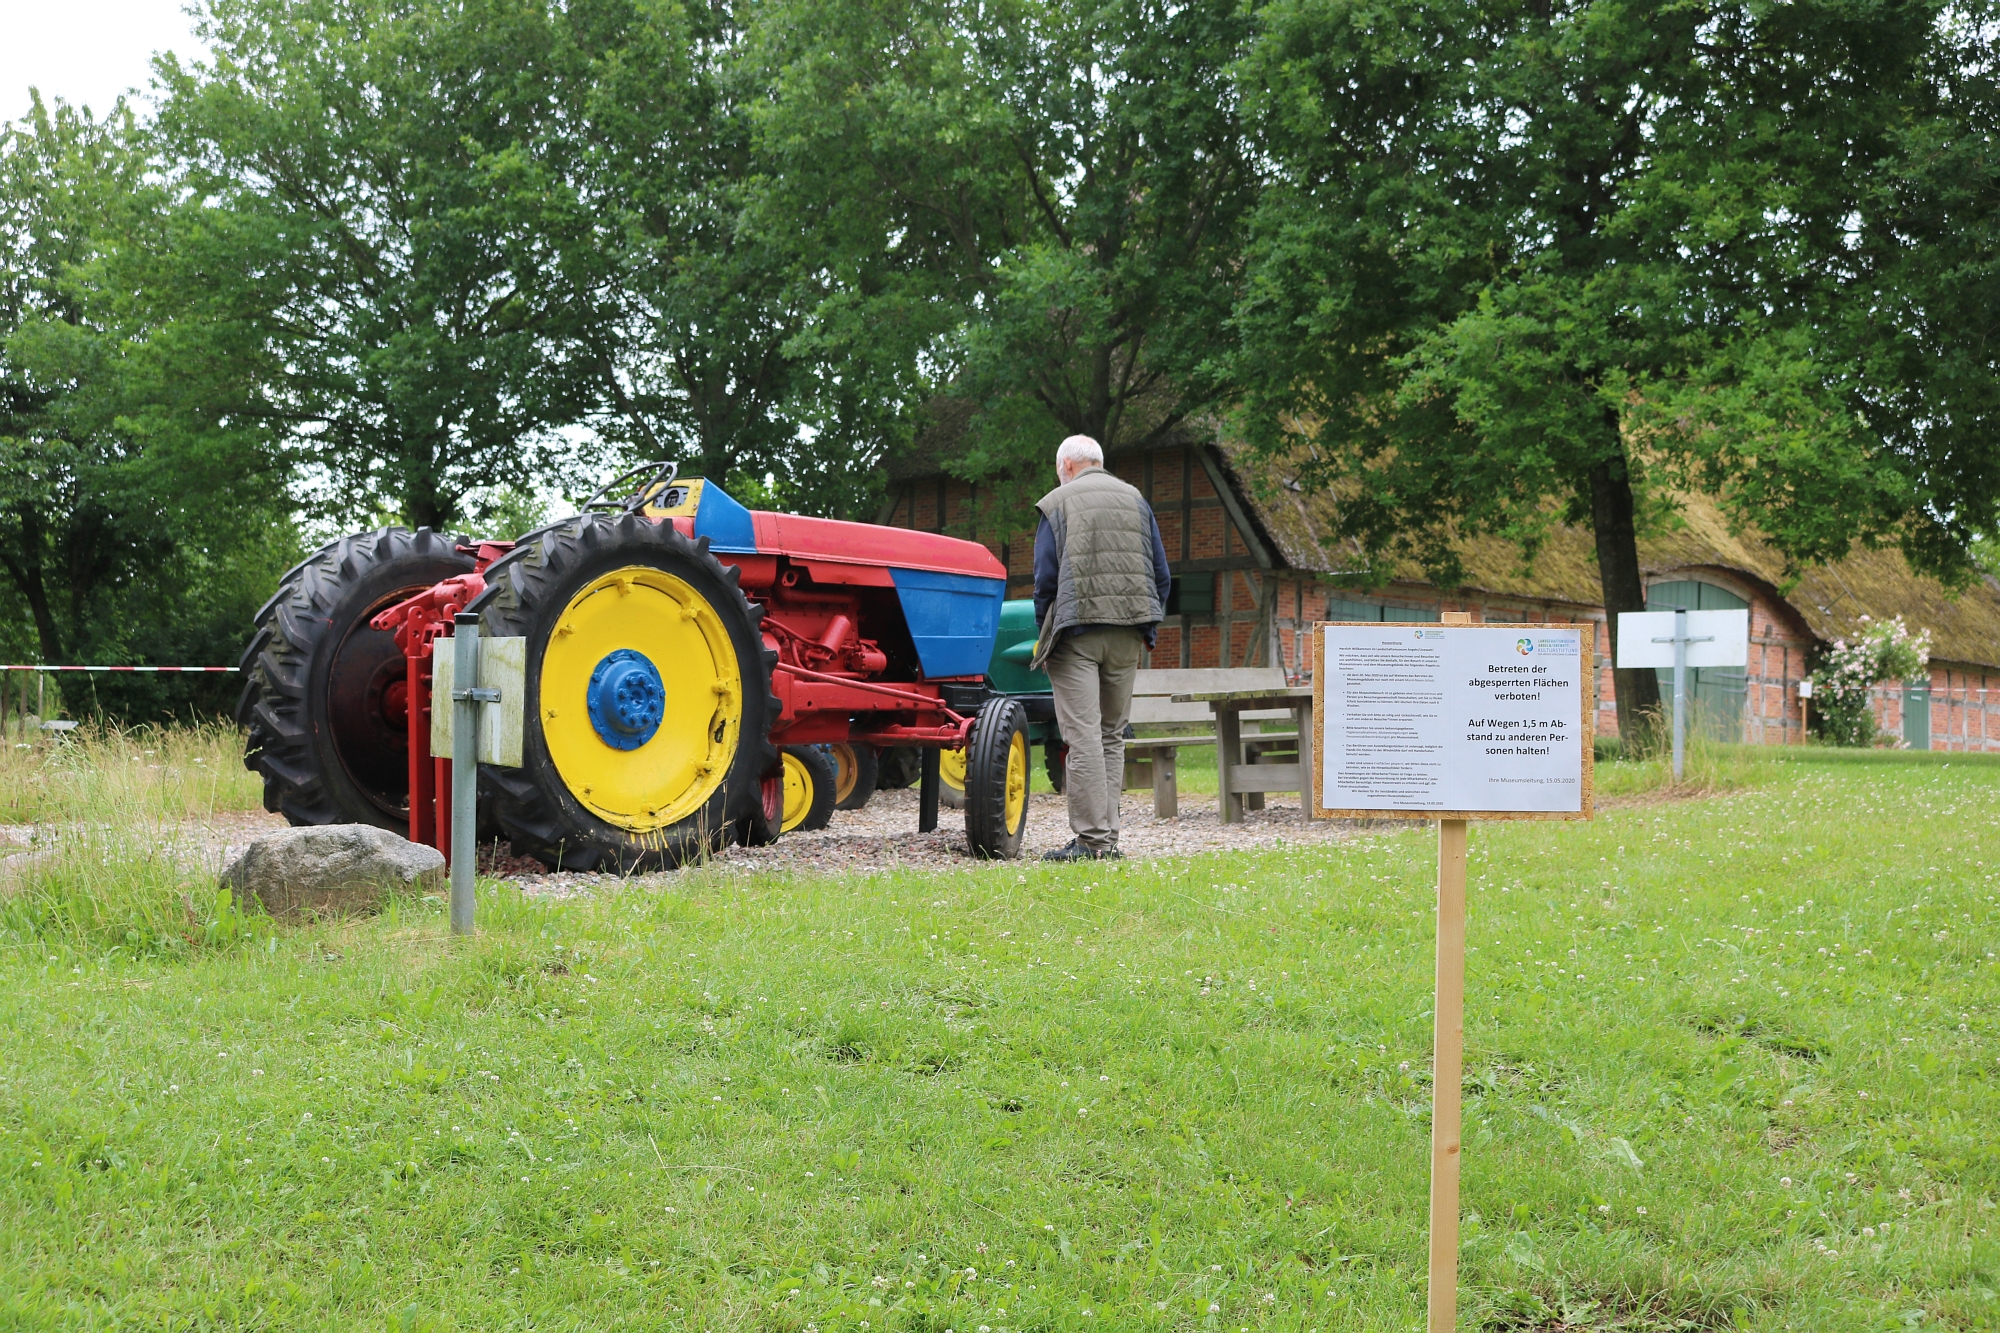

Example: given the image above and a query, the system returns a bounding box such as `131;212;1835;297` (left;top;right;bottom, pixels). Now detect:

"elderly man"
1030;434;1172;862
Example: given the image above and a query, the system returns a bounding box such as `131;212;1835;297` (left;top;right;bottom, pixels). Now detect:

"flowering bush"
1810;615;1932;746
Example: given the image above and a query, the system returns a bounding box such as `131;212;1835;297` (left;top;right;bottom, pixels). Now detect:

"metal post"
918;747;940;833
1671;608;1688;783
450;614;480;936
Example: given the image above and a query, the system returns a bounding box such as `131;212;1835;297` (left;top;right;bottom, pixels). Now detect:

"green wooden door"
1903;681;1931;750
1645;580;1749;741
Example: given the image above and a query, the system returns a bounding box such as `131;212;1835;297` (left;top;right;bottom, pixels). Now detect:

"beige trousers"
1044;625;1144;851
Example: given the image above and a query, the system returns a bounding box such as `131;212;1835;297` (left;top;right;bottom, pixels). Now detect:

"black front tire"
237;527;474;830
876;746;921;789
1045;739;1069;794
782;745;838;832
965;697;1031;859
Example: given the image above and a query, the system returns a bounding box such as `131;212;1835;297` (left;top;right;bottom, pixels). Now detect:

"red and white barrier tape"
0;665;239;673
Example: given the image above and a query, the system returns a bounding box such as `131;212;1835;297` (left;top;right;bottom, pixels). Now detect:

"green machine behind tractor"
859;598;1069;809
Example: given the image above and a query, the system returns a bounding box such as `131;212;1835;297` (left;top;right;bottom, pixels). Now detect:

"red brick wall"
1190;507;1226;560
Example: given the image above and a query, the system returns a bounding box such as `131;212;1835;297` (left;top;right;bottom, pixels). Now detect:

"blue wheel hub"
586;649;665;750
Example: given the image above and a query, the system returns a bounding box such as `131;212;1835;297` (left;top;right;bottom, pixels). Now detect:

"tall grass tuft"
0;827;265;957
1595;708;1770;798
0;722;260;825
0;723;268;955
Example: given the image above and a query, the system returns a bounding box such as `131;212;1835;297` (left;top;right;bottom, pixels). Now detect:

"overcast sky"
0;0;210;125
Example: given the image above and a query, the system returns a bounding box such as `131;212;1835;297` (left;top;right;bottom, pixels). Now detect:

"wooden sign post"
1312;615;1595;1332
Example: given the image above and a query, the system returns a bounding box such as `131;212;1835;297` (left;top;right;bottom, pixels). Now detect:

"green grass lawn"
1;748;1996;1330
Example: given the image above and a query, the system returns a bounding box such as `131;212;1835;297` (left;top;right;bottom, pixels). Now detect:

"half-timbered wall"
882;452;1999;751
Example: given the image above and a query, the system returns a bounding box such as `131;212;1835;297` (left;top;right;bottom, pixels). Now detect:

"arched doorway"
1645;579;1749;741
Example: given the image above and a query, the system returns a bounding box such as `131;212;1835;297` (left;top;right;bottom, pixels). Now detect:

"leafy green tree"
750;0;1256;516
1233;0;1988;739
149;0;619;532
0;96;296;718
566;0;869;517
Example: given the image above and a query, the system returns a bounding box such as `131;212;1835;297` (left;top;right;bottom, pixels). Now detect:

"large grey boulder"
222;824;445;919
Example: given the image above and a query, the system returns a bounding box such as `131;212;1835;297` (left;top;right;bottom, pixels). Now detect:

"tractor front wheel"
938;744;968;809
1045;739;1069;794
829;742;878;811
964;697;1031;859
781;745;837;833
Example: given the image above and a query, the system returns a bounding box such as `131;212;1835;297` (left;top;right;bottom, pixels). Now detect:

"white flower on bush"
1810;616;1932;746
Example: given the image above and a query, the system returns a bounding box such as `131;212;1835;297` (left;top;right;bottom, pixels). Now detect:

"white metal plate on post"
1614;609;1749;669
429;637;526;767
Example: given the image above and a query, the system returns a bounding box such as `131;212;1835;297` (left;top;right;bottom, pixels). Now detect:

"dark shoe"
1097;847;1124;861
1041;839;1096;863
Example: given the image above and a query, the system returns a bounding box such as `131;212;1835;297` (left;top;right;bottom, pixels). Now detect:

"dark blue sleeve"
1033;515;1058;627
1144;500;1171;613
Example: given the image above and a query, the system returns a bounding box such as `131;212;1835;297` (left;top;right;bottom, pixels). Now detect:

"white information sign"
1613;609;1749;669
1314;623;1593;819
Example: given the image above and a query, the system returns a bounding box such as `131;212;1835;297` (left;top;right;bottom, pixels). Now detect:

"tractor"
236;463;1034;868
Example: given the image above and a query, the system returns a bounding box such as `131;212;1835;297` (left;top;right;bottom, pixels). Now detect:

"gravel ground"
3;787;1411;895
721;786;1369;867
519;787;1413;896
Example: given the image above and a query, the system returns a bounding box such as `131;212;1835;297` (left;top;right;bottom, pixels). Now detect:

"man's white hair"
1056;434;1103;472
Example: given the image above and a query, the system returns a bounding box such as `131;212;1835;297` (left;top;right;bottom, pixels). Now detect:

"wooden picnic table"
1170;685;1315;824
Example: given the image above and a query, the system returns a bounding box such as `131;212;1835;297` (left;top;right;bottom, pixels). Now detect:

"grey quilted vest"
1031;466;1163;668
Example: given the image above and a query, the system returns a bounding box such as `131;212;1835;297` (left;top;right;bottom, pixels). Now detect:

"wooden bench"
1170;685;1315;824
1120;735;1215;818
1109;667;1299;818
1128;667;1292;726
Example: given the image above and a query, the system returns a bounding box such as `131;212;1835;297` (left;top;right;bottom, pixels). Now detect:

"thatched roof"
1217;440;2000;669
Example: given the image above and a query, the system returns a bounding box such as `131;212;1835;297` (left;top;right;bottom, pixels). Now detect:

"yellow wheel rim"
1004;730;1028;831
830;743;858;804
939;746;967;794
540;565;742;832
781;751;815;833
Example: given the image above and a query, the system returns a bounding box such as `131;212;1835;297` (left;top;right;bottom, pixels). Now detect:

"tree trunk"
0;519;66;665
405;463;451;532
1588;443;1660;747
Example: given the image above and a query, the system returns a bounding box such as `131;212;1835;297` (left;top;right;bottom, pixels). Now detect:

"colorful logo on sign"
1517;637;1535;655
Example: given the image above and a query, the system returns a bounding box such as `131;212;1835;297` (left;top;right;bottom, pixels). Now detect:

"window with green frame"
1644;579;1749;740
1325;595;1440;623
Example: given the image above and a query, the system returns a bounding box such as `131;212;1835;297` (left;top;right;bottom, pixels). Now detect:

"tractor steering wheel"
581;461;679;516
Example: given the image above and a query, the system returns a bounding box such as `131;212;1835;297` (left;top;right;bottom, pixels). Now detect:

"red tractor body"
337;473;1015;863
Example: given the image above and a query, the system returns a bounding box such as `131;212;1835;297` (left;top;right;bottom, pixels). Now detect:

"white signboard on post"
1311;618;1594;1333
1613;609;1748;669
1313;623;1595;820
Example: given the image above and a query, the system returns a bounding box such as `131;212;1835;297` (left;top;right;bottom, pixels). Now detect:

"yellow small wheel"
965;697;1030;859
828;742;879;811
780;745;836;833
938;743;968;809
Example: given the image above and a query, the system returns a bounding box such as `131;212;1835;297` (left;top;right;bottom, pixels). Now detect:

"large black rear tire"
471;512;779;872
236;528;475;830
